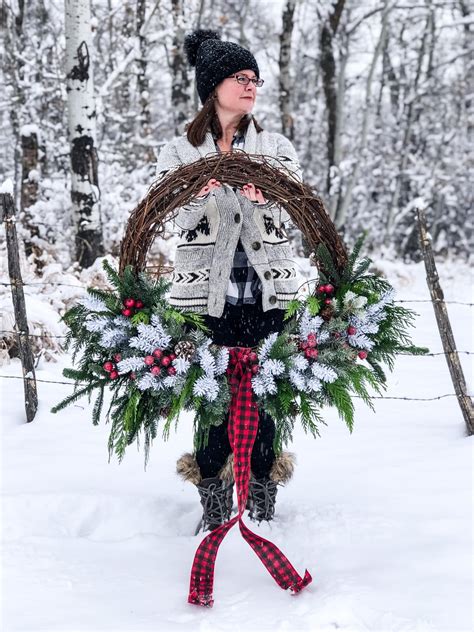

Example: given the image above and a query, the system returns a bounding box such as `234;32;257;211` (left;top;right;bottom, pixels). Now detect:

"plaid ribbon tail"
188;347;312;607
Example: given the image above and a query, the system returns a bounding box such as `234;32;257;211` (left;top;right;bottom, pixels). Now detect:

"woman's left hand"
240;182;268;204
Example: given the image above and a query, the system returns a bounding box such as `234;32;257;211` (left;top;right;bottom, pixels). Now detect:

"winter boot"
176;452;234;534
196;477;234;532
247;451;296;523
247;477;279;522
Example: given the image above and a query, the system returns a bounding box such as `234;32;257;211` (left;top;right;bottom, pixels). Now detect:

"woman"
154;30;303;532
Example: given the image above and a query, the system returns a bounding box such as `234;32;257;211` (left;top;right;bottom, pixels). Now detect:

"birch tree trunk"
279;0;297;140
64;0;104;268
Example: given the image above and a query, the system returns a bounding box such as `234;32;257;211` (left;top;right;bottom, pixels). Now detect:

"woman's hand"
196;178;221;197
240;182;268;204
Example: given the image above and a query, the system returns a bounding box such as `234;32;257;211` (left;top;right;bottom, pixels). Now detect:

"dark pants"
195;296;286;479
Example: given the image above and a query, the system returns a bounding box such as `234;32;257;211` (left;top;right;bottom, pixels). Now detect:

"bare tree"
170;0;192;135
136;0;154;161
279;0;297;140
318;0;345;198
65;0;104;268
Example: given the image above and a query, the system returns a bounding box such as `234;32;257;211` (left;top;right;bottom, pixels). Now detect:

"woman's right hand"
196;178;221;198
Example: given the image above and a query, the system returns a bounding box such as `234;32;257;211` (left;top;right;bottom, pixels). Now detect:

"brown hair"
185;91;263;147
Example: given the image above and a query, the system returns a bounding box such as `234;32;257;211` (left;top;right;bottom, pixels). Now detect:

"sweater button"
234;213;241;223
269;295;277;304
252;241;261;250
264;270;271;280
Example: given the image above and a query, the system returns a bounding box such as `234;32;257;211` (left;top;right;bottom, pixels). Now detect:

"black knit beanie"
184;29;260;104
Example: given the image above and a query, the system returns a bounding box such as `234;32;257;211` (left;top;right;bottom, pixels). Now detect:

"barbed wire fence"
1;193;473;431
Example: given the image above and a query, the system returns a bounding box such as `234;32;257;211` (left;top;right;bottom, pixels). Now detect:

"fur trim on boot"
176;452;235;485
176;453;201;485
269;451;296;483
218;453;235;484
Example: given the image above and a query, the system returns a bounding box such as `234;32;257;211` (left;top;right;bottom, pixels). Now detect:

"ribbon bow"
188;347;312;607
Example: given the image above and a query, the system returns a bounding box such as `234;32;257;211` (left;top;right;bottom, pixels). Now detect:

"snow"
0;178;14;195
1;258;472;631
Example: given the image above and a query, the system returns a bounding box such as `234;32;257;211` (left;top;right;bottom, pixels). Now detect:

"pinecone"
320;305;334;322
174;340;196;360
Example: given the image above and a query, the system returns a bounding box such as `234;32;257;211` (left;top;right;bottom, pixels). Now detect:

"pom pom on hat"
184;29;221;67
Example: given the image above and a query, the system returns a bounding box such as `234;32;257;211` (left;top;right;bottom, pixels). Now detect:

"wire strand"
0;372;471;401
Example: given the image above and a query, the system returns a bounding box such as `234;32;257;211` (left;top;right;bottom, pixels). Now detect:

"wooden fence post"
416;206;473;435
1;191;38;422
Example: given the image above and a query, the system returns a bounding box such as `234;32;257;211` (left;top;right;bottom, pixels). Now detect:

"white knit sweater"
154;119;303;318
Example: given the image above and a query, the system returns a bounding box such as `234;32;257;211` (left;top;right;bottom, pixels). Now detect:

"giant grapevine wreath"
52;232;427;466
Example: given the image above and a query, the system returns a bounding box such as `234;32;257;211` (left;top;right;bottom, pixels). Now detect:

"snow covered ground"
1;258;472;632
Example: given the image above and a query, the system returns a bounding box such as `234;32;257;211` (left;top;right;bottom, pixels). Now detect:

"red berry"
307;333;317;347
358;350;368;360
324;298;332;305
347;326;357;335
334;331;341;338
325;284;334;294
300;341;309;350
109;370;119;379
129;372;136;380
103;361;114;372
135;300;144;309
113;353;122;362
251;364;260;374
152;348;163;359
123;298;136;308
310;348;319;359
150;365;161;376
161;356;171;367
168;353;176;362
249;351;258;363
167;366;177;376
304;348;313;359
317;284;326;293
241;353;250;364
144;355;155;366
121;308;133;317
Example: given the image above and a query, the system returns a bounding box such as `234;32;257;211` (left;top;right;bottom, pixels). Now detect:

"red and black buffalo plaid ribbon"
188;346;312;607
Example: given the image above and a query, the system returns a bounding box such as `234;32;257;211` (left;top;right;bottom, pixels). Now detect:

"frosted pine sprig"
117;357;146;374
173;357;191;375
292;354;309;371
261;358;285;376
113;315;134;329
215;347;229;375
193;375;219;401
289;368;306;390
129;320;172;354
365;288;395;322
99;327;129;348
299;309;324;339
258;332;279;363
163;375;178;389
84;315;111;333
307;377;322;393
79;294;108;312
348;331;374;351
252;371;277;396
137;372;160;392
198;347;216;376
311;362;338;383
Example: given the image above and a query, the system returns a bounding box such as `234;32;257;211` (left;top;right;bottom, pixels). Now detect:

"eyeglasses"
229;74;264;87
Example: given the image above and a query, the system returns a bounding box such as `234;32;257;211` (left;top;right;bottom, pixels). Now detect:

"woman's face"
215;69;258;116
